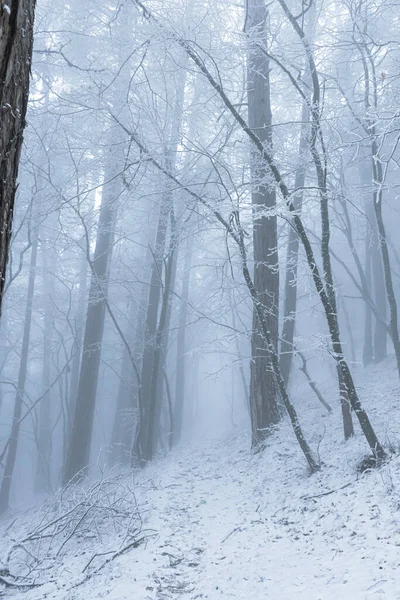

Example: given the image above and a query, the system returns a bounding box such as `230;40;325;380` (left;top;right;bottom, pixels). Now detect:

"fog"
0;0;400;596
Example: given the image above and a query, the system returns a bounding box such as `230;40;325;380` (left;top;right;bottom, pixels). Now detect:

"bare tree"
246;0;280;446
63;132;124;484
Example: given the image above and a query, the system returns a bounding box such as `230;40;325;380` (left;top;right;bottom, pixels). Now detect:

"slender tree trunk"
173;233;194;445
363;223;373;366
67;249;88;440
0;226;38;514
230;289;250;412
0;309;10;415
0;0;36;317
359;152;387;363
148;212;179;457
34;240;54;493
109;296;140;465
138;193;170;460
280;99;308;386
63;140;122;484
298;351;332;413
246;0;280;447
371;223;387;363
138;60;188;461
372;142;400;376
277;0;354;439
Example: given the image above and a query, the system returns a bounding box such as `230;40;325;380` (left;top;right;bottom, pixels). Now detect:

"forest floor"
3;356;400;599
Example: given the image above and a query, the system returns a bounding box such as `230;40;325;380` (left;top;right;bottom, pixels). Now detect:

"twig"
221;526;242;543
301;482;352;501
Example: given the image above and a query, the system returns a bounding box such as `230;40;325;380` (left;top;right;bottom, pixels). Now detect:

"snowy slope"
2;356;400;599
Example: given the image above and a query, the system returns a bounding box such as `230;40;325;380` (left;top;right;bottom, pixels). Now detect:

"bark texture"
0;0;36;315
246;0;280;447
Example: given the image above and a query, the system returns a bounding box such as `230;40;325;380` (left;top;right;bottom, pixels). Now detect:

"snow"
2;356;400;599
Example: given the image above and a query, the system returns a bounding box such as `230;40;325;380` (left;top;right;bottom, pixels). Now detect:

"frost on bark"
246;0;280;446
0;0;36;315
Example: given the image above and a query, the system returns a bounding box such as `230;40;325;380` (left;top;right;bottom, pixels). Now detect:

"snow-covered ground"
2;356;400;599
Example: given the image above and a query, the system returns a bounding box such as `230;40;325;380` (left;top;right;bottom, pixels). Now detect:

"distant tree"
0;219;38;514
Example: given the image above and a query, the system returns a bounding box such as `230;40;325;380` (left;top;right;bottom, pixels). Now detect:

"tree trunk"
0;226;38;514
34;239;53;493
372;140;400;376
148;211;178;458
67;249;88;441
173;233;194;445
63;140;122;484
363;225;373;366
138;59;188;461
246;0;280;446
359;151;387;363
280;99;308;386
277;0;354;439
109;292;143;465
0;0;36;317
138;192;171;460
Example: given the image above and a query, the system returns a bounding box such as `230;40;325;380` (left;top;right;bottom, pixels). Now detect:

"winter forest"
1;0;400;597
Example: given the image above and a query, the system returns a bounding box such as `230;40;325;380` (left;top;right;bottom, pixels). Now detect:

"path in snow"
5;357;400;600
116;431;400;600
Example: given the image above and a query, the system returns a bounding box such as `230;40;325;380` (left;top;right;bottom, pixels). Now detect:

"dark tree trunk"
246;0;280;447
138;192;170;460
0;0;36;317
109;288;144;465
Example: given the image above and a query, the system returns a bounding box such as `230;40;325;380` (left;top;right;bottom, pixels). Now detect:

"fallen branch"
301;482;352;501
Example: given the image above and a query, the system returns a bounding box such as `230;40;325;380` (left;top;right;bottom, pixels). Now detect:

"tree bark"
0;0;36;317
246;0;280;447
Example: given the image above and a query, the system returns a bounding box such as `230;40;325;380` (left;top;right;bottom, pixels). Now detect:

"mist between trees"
0;0;400;514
